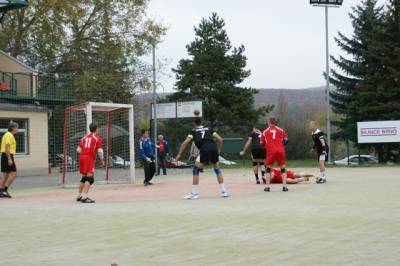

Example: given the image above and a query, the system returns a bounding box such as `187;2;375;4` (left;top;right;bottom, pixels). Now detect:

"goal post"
62;102;135;186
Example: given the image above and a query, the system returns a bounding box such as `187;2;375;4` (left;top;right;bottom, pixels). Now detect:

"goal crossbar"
62;102;135;185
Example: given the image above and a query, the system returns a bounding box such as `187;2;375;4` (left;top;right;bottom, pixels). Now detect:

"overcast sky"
146;0;386;91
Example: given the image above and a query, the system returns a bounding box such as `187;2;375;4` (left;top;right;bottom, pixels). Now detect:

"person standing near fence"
156;135;168;176
0;122;18;198
139;129;155;186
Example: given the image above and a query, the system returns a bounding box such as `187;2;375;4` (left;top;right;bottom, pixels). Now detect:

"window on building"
0;119;29;155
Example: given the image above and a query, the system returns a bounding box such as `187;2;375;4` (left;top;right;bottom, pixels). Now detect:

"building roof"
0;103;49;113
0;49;37;73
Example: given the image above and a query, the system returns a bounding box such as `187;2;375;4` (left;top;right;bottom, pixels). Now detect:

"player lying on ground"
76;122;104;203
260;116;289;192
269;168;317;184
309;121;328;184
176;116;228;199
240;126;267;184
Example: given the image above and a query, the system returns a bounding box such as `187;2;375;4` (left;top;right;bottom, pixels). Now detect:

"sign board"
357;121;400;143
151;102;176;119
177;101;203;118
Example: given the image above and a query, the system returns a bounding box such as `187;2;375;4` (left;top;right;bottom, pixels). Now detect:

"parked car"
50;154;76;172
109;155;130;168
334;155;378;165
218;156;237;165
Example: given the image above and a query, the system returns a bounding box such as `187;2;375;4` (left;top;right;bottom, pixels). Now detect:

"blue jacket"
157;139;169;154
139;137;154;160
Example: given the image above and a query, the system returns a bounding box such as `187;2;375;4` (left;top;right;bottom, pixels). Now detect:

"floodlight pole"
312;1;341;164
152;43;158;171
324;6;332;164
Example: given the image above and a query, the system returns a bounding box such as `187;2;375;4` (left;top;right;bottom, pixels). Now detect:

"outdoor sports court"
1;167;399;266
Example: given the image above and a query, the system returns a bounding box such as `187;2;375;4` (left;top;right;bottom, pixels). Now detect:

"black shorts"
198;143;219;165
251;148;266;160
317;150;329;162
1;153;17;173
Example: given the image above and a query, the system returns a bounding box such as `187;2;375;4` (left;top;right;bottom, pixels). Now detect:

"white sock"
220;183;226;193
192;185;198;195
81;193;87;199
320;172;326;179
78;193;82;197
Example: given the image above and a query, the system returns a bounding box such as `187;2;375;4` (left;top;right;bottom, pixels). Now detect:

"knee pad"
86;176;94;185
192;166;200;176
214;168;222;176
266;167;271;173
281;168;286;174
252;161;258;166
259;162;264;166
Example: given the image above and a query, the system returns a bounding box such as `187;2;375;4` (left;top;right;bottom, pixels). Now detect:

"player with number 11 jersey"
79;132;103;175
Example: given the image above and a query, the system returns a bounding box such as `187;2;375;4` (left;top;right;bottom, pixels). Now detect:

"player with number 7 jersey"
260;116;289;192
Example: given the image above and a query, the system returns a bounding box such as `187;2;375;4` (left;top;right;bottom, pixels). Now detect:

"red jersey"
261;125;288;153
159;142;165;153
79;133;103;159
272;168;294;179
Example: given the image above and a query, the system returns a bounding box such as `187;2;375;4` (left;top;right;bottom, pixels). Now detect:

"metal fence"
0;71;74;102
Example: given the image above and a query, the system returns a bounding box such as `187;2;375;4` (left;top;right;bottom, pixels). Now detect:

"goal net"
62;102;135;186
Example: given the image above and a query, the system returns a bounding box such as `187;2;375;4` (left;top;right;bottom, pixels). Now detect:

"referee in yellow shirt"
0;122;18;198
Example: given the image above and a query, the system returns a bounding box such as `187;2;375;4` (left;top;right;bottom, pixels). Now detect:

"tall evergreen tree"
371;0;400;117
330;0;384;153
169;13;271;133
369;0;400;160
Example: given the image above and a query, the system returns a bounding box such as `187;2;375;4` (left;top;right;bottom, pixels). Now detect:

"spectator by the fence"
156;135;168;176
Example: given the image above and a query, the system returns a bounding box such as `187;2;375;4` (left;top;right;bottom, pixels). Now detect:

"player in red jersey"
270;168;316;184
76;122;104;203
260;116;289;192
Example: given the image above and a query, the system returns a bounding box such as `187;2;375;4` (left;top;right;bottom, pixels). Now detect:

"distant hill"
254;86;326;110
135;86;327;112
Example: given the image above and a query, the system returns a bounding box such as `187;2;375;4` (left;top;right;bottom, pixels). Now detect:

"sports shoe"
1;190;11;198
256;180;261;184
264;187;270;192
282;187;289;192
262;178;267;184
0;191;8;198
81;197;95;203
184;192;199;200
76;196;82;202
221;191;229;198
316;178;327;184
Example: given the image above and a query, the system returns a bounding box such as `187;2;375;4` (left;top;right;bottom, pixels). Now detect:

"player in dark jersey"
176;117;228;199
240;127;266;184
309;121;329;183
